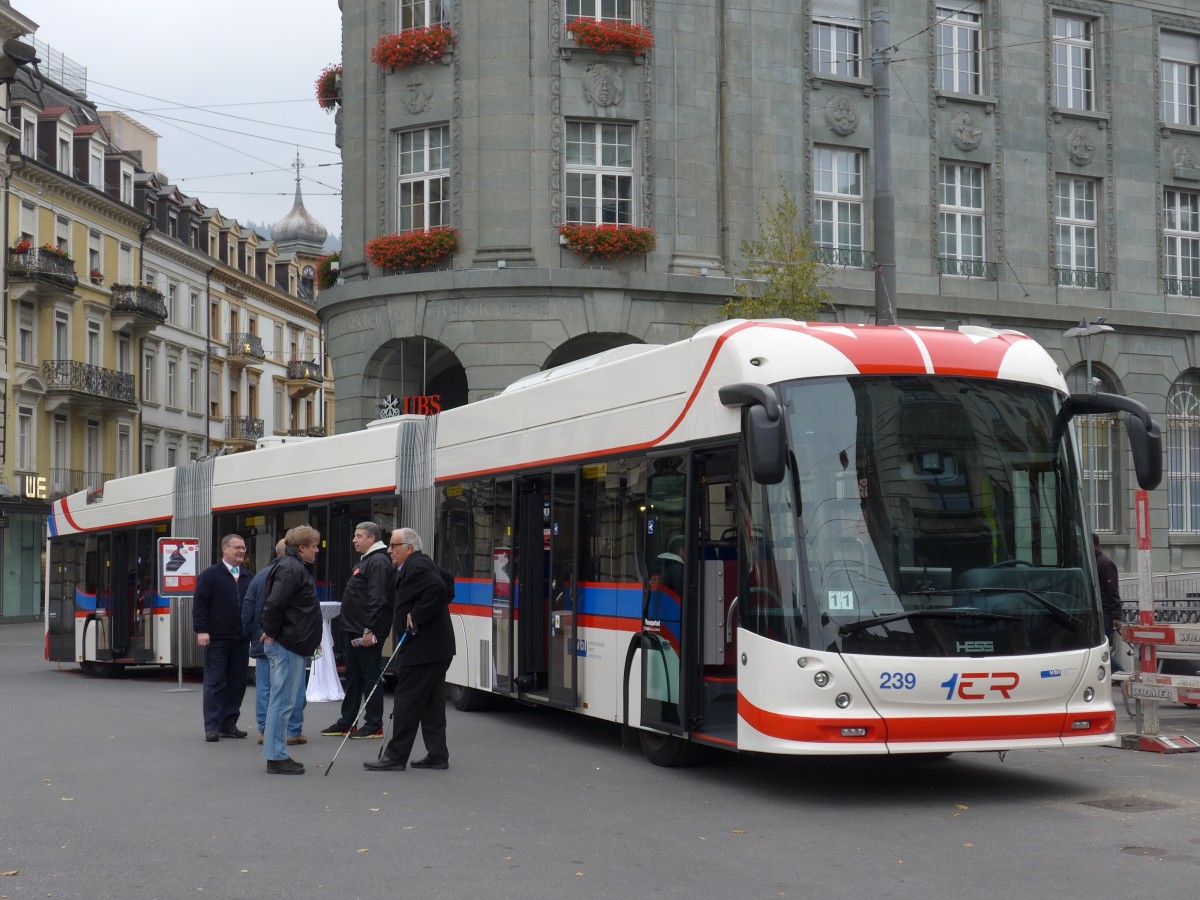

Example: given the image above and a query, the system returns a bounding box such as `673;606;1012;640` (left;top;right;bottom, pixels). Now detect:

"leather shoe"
287;735;308;745
205;731;219;742
363;756;406;771
266;757;305;775
218;727;248;739
409;755;448;770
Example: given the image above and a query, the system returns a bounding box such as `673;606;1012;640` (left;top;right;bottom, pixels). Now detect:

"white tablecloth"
307;601;344;703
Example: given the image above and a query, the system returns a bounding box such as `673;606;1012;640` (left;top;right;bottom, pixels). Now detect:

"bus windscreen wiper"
838;608;1021;636
894;587;1085;633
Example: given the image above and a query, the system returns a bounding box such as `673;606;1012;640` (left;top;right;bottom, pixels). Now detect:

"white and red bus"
45;320;1161;764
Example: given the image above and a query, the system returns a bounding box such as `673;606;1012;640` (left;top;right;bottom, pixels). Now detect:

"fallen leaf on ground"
1;870;18;876
357;849;368;853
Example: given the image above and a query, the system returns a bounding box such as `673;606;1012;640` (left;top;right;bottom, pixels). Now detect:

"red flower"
566;19;655;55
11;238;31;254
370;26;456;71
559;224;656;260
315;63;341;112
365;228;460;271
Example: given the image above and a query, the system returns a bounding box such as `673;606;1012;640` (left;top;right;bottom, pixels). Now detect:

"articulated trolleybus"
46;321;1161;765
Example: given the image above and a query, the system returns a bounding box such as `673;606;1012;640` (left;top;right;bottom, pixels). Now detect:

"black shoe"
363;756;406;771
350;727;383;740
320;723;351;736
409;755;448;770
218;727;248;739
205;731;220;742
266;757;305;775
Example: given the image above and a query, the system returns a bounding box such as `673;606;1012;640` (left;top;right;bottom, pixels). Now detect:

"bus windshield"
752;375;1102;658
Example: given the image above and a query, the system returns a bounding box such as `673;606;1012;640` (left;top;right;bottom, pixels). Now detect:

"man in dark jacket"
242;539;306;745
260;525;323;774
364;527;456;772
320;522;394;740
193;534;251;742
1094;533;1124;673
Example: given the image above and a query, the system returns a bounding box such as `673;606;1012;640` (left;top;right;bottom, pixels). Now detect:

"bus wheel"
638;730;702;767
449;683;493;711
79;660;121;678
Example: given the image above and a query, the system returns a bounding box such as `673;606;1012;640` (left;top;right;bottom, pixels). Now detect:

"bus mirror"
746;404;786;484
1123;414;1162;490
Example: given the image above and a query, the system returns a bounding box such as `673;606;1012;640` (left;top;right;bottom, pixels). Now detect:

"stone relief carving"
825;94;859;136
1066;127;1096;166
400;76;434;115
584;63;623;107
1177;145;1197;168
951;111;982;152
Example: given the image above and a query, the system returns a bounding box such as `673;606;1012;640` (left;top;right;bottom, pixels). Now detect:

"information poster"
158;537;200;595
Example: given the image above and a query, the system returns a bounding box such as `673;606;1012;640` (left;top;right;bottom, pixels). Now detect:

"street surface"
1;620;1197;899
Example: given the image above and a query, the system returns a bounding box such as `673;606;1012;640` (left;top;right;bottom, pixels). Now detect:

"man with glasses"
193;533;251;743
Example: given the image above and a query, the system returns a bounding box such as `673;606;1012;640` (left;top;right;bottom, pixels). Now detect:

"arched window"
1168;373;1200;533
1066;367;1116;532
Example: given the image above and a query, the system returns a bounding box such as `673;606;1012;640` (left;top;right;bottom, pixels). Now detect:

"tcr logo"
941;672;1019;701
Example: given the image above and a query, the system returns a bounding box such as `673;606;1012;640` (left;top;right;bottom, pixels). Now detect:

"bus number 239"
880;672;916;690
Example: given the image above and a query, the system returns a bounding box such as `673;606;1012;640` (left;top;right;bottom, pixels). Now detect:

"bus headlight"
813;671;830;688
835;693;852;709
1083;687;1095;702
1097;667;1106;682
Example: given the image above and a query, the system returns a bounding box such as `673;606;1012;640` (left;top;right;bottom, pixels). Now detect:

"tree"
721;185;833;321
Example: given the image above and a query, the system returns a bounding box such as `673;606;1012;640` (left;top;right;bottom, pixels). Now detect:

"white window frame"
939;163;985;265
189;365;201;413
16;406;34;471
118;334;131;375
87;322;101;367
400;0;449;31
19;200;36;243
51;416;69;495
397;125;451;232
54;310;69;360
813;146;864;252
119;243;133;282
57;131;71;175
142;437;156;473
56;215;70;254
1169;374;1200;533
21;113;35;157
564;120;636;226
936;3;982;95
1165;188;1200;295
85;421;101;480
812;0;863;79
1067;368;1116;532
1052;14;1095;111
121;170;134;204
17;301;35;365
88;230;102;276
116;424;131;479
565;0;633;24
167;358;179;408
89;146;104;189
1055;175;1098;281
143;350;158;404
1162;31;1200;127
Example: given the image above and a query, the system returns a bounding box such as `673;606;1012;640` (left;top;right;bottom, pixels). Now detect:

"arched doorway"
368;337;467;415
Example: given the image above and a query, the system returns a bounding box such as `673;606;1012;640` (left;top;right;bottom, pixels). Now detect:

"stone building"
320;1;1200;574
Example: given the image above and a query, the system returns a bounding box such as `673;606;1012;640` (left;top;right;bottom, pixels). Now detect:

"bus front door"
546;470;579;709
514;478;548;692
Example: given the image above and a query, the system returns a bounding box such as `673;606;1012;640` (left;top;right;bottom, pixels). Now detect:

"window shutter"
1162;31;1200;66
937;2;982;17
812;0;862;24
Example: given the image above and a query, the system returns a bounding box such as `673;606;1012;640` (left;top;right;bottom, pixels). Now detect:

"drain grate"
1080;796;1177;813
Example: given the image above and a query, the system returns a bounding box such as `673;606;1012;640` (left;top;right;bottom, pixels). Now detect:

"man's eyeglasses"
388;542;408;549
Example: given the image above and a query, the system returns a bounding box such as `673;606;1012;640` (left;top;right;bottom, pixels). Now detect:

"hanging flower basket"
11;238;31;254
365;229;459;272
315;63;341;112
566;18;655;56
559;224;656;260
40;243;73;263
370;26;456;71
316;251;340;289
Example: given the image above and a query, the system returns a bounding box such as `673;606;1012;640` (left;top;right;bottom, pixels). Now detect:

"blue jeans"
255;657;306;738
263;641;307;762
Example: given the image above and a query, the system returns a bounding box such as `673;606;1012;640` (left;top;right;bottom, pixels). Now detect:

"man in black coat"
192;534;251;742
320;522;394;740
364;527;456;771
1094;533;1124;673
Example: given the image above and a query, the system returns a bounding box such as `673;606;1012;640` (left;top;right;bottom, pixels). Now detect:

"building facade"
0;32;333;620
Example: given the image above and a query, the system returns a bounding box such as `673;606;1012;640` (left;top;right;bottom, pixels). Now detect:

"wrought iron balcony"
49;468;112;500
225;333;266;369
814;246;875;269
43;360;135;406
225;416;264;443
1056;267;1111;290
111;285;168;323
286;426;327;438
938;257;998;280
286;360;323;382
8;247;79;291
1164;277;1200;297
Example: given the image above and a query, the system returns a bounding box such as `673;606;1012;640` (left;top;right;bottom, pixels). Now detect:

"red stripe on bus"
738;694;885;742
57;497;168;535
577;614;640;632
450;603;491;617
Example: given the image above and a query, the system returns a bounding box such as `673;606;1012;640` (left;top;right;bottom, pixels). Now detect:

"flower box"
559;224;656;260
90;269;104;284
370;26;455;71
316;63;341;112
40;243;73;263
11;238;31;254
365;229;460;272
565;18;655;56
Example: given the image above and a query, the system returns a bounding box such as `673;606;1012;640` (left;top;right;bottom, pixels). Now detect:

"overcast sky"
30;0;343;239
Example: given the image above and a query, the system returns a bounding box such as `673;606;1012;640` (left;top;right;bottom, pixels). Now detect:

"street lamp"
1063;318;1115;392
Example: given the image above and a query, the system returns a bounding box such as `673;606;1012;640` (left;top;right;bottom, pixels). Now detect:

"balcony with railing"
814;246;876;269
225;333;266;371
938;257;998;280
110;285;168;333
8;247;79;302
49;469;112;501
285;359;323;399
1165;276;1200;297
1056;267;1111;290
223;415;264;451
43;360;136;410
286;425;327;438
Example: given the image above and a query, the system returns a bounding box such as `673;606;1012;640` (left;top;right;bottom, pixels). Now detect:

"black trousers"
338;641;384;732
202;637;249;733
382;659;450;764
